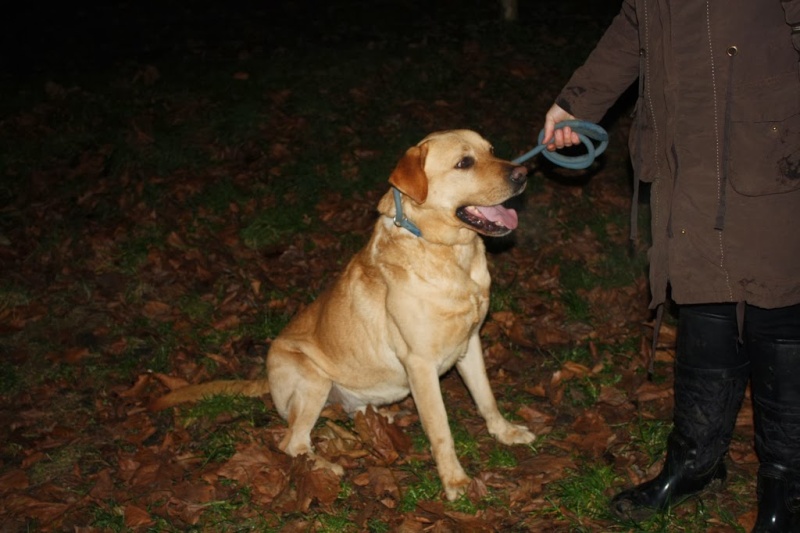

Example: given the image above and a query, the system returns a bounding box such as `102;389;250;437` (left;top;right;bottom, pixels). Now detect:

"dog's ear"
388;143;429;204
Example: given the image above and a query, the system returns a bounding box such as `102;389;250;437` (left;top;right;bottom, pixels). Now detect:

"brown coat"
555;0;800;309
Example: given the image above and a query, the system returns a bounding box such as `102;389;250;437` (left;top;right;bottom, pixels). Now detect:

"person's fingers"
561;127;573;146
543;117;556;145
542;103;578;150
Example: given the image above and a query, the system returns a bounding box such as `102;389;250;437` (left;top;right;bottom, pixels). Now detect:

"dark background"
1;0;621;81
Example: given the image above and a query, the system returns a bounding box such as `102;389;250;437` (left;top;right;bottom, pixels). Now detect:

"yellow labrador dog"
151;130;535;500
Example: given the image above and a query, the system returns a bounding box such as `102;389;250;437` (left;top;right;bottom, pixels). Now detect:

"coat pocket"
728;70;800;196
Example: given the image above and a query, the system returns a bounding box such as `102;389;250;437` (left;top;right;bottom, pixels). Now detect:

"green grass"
399;464;444;512
553;464;621;521
451;419;481;463
182;394;268;427
240;209;313;250
628;419;672;464
487;446;518;469
0;284;30;310
114;226;166;274
489;283;522;314
90;502;127;531
0;360;19;394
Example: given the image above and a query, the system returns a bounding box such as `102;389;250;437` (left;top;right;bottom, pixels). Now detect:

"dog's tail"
149;379;270;411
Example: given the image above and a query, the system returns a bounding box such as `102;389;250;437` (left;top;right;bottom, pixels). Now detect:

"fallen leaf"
142;300;172;319
124;504;154;528
0;469;28;494
354;406;411;465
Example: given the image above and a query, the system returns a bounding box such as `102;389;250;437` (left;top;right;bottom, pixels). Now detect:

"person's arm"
542;0;640;148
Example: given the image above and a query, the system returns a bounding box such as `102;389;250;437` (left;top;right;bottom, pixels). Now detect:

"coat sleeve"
782;0;800;52
555;0;641;122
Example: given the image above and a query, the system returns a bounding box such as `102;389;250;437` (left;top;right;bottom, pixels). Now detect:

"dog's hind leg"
267;344;342;474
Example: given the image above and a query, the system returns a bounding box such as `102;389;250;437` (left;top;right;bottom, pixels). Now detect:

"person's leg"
611;303;749;521
747;303;800;532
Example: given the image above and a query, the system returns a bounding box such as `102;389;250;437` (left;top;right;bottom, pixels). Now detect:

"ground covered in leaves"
1;0;761;531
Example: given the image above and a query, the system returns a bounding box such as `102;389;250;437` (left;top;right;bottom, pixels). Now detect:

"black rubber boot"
611;304;749;521
610;431;728;521
753;464;800;532
749;324;800;533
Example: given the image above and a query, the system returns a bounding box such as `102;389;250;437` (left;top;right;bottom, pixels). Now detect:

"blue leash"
512;120;608;169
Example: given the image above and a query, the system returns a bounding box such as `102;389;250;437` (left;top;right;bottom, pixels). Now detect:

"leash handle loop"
512;120;609;169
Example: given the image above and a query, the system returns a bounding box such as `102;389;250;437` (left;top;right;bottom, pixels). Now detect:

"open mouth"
456;203;519;236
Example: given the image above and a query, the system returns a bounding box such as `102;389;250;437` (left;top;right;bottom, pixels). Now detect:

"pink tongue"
476;205;518;229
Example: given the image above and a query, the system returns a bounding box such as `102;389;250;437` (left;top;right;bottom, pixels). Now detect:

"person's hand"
543;103;579;151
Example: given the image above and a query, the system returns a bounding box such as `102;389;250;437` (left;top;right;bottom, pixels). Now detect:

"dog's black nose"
510;165;527;184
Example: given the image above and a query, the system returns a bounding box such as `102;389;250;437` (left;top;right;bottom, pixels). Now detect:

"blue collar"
392;187;421;237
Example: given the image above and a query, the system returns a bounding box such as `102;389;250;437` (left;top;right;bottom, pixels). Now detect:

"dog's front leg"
457;335;536;445
404;357;471;501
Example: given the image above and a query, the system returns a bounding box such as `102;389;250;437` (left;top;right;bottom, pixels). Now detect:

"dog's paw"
438;461;471;501
493;422;536;445
442;474;471;501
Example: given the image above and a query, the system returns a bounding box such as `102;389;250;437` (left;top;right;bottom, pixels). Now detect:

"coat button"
639;48;646;57
727;46;738;57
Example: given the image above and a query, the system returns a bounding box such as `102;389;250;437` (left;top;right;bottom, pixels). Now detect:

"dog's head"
382;130;527;243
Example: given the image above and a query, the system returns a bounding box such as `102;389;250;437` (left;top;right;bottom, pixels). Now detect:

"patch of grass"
366;518;391;533
489;283;521;314
199;427;241;463
410;430;430;454
487;446;518;469
543;343;629;408
245;307;294;341
0;283;30;310
188;177;252;215
179;396;271;464
629;419;672;463
562;288;592;323
563;377;602;408
316;508;360;533
117;318;180;376
90;502;126;531
240;209;312;250
178;292;217;324
451;419;480;463
176;484;274;531
28;443;92;485
400;461;443;512
597;244;647;288
551;464;621;521
0;360;19;394
451;493;479;514
183;394;268;426
549;344;594;368
114;225;166;274
196;328;235;355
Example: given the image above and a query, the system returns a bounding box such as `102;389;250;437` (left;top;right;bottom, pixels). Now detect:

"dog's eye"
456;157;475;169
